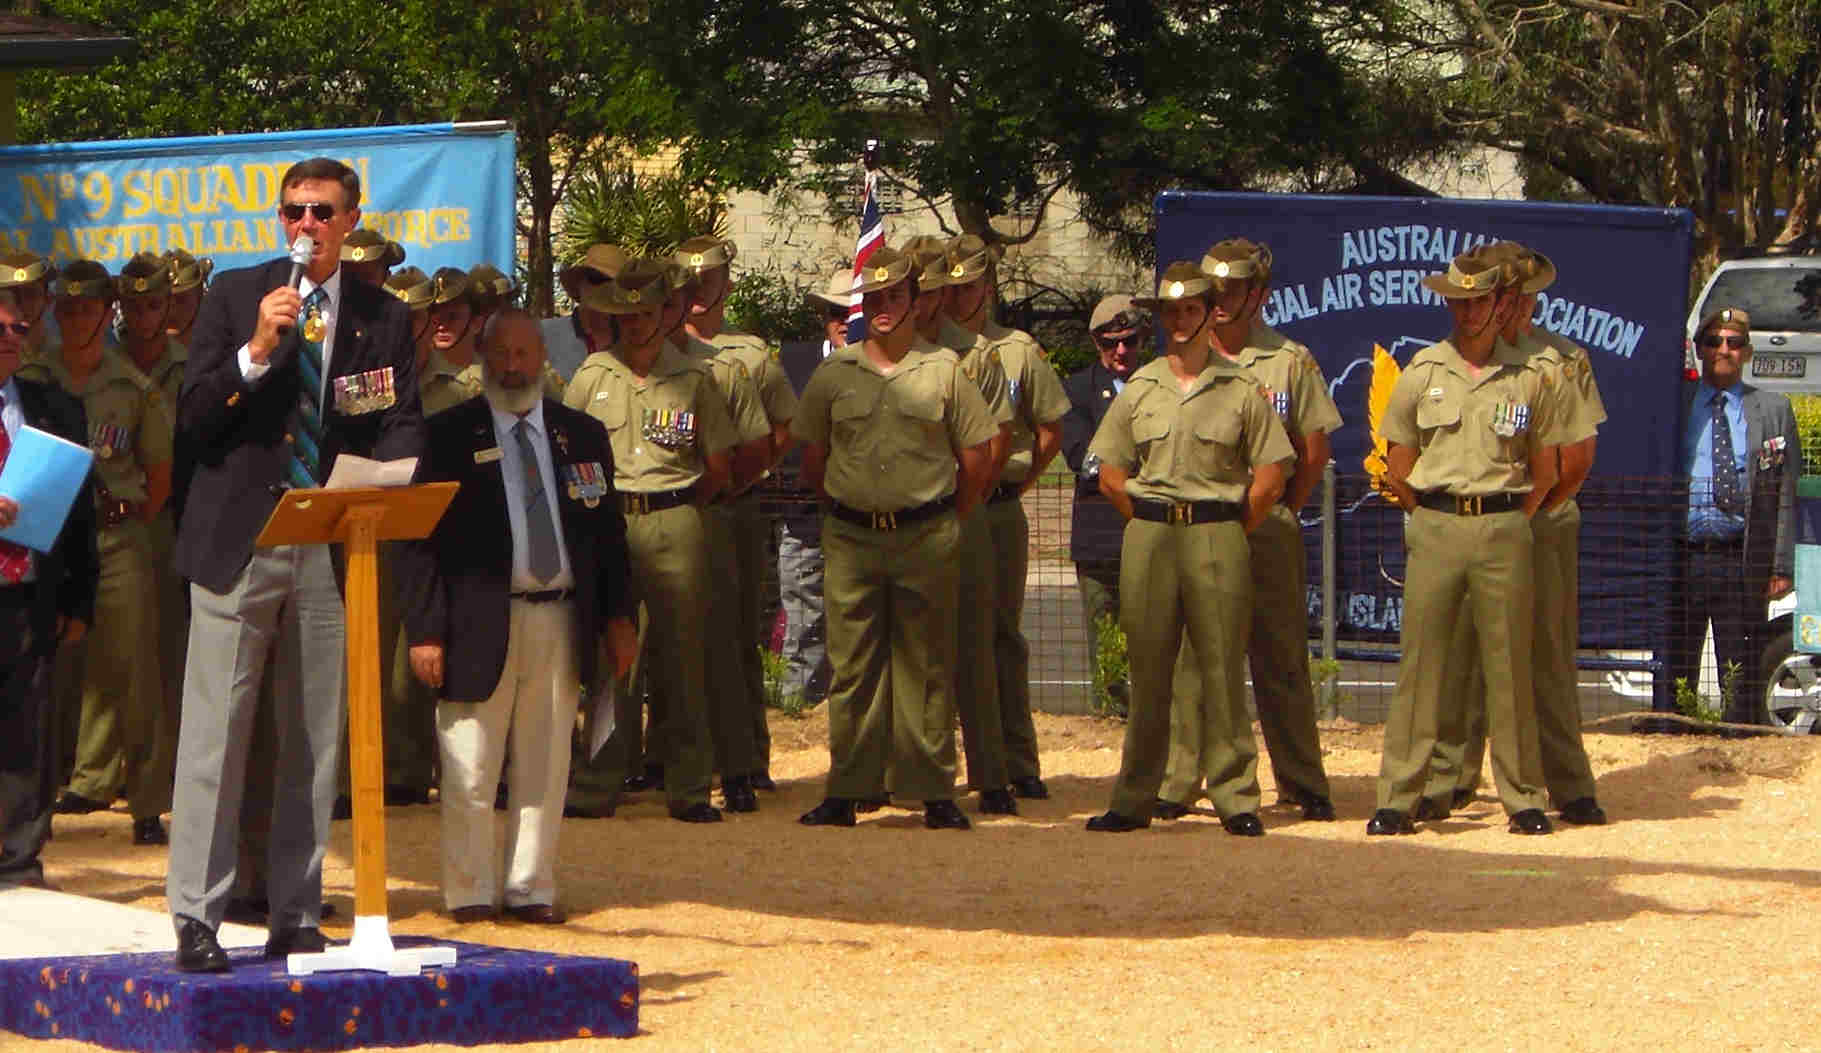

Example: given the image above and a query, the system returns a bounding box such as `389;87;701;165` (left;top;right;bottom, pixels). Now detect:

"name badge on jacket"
332;366;397;415
561;462;608;507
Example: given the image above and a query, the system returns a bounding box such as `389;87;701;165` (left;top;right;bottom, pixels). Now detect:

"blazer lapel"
1743;386;1764;494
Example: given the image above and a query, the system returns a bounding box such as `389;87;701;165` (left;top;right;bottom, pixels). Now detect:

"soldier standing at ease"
543;245;627;384
1368;247;1565;837
27;261;175;846
1083;262;1293;835
942;234;1070;800
419;269;484;417
1156;238;1343;822
793;248;998;830
564;264;736;822
340;230;404;289
0;252;54;359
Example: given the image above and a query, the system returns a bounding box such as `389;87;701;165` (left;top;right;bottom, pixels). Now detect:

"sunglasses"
1;321;29;336
280;202;338;223
1699;333;1748;349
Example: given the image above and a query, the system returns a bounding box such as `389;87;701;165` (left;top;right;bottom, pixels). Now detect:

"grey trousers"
167;544;346;934
778;514;831;705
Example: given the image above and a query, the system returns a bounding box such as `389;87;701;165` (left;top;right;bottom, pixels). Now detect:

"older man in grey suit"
1666;307;1802;726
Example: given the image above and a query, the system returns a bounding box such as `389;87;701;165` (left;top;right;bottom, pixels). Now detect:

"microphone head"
288;235;316;266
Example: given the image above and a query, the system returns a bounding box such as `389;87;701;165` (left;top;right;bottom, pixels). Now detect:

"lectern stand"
254;483;459;977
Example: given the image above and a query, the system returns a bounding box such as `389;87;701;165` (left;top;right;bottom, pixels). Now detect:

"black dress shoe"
450;904;497;924
1085;810;1150;832
1411;797;1451;822
54;791;109;815
563;800;617;818
1298;796;1336;821
1451;788;1477;810
505;903;566;925
264;926;329;958
1221;812;1264;836
751;772;777;792
978;788;1018;815
331;795;353;821
385;784;432;807
722;776;759;814
623;766;664;793
923;800;971;830
854;794;890;813
132;817;168;845
1366;809;1415;835
669;801;723;823
1558;797;1608;826
799;797;857;826
1153;799;1191;821
174;916;230;973
1009;776;1050;800
1507;808;1553;835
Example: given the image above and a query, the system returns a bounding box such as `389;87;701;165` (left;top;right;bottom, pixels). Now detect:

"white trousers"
437;598;580;910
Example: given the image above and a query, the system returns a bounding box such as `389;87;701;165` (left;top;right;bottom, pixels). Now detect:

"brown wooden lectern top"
255;482;459;549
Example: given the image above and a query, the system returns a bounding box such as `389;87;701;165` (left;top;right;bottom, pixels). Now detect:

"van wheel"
1758;627;1821;734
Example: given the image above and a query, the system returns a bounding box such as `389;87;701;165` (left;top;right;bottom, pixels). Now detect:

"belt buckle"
870;509;898;531
1168;502;1192;525
1456;495;1481;516
626;493;649;515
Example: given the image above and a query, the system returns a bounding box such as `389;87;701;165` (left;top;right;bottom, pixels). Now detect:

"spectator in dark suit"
403;309;636;924
1061;295;1149;700
772;269;853;708
0;288;99;890
166;157;424;973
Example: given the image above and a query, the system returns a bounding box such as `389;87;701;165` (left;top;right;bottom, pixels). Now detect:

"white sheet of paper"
323;454;418;490
588;677;617;762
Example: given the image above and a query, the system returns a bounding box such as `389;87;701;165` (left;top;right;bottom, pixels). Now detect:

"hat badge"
1459;272;1477;290
390;287;409;302
689;253;705;267
1167;280;1185;298
874;266;890;281
626;288;641;304
11;268;25;282
1722;308;1734;322
352;248;368;262
1211;261;1230;278
950;264;965;279
133;277;148;292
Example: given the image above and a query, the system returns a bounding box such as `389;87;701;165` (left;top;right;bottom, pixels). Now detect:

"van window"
1701;266;1821;332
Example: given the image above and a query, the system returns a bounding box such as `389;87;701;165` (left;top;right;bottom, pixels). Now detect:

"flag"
847;160;884;344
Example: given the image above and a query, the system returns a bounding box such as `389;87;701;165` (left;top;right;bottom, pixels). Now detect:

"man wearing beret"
1665;307;1801;726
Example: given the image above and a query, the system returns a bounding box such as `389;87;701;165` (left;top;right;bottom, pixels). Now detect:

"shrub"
1091;613;1130;719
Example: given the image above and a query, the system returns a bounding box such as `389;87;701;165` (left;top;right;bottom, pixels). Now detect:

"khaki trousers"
704;501;760;781
986;498;1040;782
954;503;1008;790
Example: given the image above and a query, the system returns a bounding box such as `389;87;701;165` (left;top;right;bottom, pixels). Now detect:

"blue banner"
1155;192;1695;647
0;122;516;276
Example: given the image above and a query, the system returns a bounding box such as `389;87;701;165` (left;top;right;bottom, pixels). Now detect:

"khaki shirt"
1527;329;1606;438
451;360;566;416
1380;339;1570;497
1236;323;1343;438
1089;356;1295;504
23;347;173;504
710;330;799;428
792;341;998;510
563;343;738;493
420;348;482;417
980;321;1069;483
680;336;771;445
140;337;188;409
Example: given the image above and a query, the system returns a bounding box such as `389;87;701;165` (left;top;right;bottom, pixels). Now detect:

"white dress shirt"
239;267;342;405
490;398;575;592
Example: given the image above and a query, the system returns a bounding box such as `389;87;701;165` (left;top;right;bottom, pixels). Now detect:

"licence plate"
1753;354;1807;378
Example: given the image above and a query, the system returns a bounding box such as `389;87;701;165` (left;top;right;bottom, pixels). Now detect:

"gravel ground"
22;711;1821;1053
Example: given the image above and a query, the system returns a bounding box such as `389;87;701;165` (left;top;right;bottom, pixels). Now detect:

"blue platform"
0;938;638;1050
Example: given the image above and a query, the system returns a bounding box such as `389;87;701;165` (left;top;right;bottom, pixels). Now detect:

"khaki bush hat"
1420;249;1504;299
1089;294;1146;336
1201;238;1272;284
1481;240;1557;295
662;261;697;295
0;252;53;288
467;263;517;311
342;229;405;267
580;258;672;314
52;259;113;300
852;248;914;295
675;235;736;272
808;267;853;311
384;266;433;310
942;234;997;285
1698;307;1751;340
560;244;628;299
429;267;472;308
1133;262;1215;310
117;251;174;298
900;235;951;291
163;249;213;293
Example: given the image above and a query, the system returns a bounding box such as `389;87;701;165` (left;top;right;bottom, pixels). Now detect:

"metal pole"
1319;461;1338;717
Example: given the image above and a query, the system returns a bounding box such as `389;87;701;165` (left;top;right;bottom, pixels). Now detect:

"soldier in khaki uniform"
0;252;55;360
420;268;485;416
563;264;737;822
904;234;1019;813
676;236;802;792
1084;262;1294;834
1421;241;1607;825
1368;248;1567;836
1157;239;1343;822
384;267;436;371
793;248;998;830
162;250;213;349
943;234;1070;800
340;229;405;288
26;261;175;846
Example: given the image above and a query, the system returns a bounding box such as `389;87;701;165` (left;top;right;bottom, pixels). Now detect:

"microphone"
286;234;315;290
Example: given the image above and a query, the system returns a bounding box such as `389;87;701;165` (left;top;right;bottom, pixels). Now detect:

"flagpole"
847;139;882;344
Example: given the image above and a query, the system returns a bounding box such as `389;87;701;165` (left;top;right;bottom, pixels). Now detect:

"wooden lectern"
254;482;459;977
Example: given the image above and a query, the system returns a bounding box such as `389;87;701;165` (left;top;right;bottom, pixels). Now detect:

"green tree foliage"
555;160;726;265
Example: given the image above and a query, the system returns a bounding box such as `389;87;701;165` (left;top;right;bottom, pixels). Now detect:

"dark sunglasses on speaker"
280;202;337;223
1;322;29;335
1699;333;1747;350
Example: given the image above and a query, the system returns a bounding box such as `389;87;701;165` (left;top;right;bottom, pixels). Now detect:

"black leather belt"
620;487;694;515
988;482;1022;504
1130;499;1243;525
1415;491;1523;516
512;588;574;603
827;494;955;531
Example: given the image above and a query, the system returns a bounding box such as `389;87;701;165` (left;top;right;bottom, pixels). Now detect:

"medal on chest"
1490;401;1529;438
1262;387;1290;421
561;461;609;506
333;367;397;415
301;304;326;344
641;406;696;449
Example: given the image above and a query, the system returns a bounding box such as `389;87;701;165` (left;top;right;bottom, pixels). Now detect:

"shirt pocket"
1415;398;1462;443
587;387;629;432
1130;411;1173;465
1191;412;1246;475
886;387;949;463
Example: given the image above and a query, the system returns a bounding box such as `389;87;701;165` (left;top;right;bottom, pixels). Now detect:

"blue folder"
0;424;95;553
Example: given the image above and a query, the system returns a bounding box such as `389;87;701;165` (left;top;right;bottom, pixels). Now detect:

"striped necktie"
288;287;328;488
514;417;561;583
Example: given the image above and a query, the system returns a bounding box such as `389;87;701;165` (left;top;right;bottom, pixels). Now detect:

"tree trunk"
524;136;557;318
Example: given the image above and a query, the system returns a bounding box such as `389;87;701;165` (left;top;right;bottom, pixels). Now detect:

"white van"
1684;256;1821;393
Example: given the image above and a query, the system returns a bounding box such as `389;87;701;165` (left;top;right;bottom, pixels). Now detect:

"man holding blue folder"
0;288;98;890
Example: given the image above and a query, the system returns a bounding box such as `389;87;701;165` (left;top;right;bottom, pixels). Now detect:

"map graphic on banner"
0;122;516;276
1156;192;1695;648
